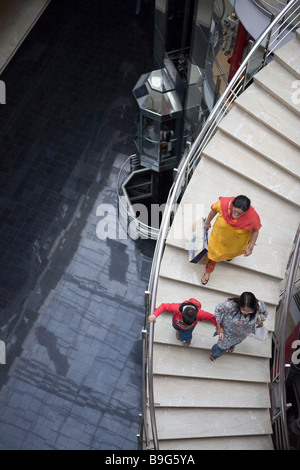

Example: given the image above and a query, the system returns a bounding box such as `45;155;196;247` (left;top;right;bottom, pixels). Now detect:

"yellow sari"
208;200;255;262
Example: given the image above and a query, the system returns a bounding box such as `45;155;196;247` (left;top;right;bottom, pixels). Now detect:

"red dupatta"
219;197;262;231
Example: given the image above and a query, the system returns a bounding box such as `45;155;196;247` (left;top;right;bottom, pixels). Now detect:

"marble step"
160;244;281;306
153;407;272;440
166;157;300;281
153;343;270;382
155;276;275;331
235;82;300;148
218;106;300;178
153;315;272;357
153;375;271;408
254;60;300;116
158;435;274;450
203;130;300;205
274;37;300;79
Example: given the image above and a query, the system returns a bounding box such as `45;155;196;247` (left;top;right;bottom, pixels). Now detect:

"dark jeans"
211;343;236;359
172;320;194;343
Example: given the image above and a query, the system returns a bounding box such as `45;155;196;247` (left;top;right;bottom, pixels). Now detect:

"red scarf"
219;197;261;231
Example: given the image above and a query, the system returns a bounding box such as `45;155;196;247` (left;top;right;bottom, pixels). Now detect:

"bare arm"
204;209;217;230
244;229;259;257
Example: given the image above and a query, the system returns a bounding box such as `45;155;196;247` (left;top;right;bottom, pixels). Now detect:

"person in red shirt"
148;298;216;346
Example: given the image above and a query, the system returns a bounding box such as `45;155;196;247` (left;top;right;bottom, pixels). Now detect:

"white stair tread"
158;435;274;450
254;60;300;116
155;276;275;331
153;343;270;382
236;83;300;148
218;106;300;178
160;244;281;305
153;375;271;408
154;407;273;439
166;157;300;280
203;130;300;205
153;316;272;357
274;37;300;79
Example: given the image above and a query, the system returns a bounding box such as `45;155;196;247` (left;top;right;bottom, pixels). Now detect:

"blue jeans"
172;320;194;343
211;343;236;359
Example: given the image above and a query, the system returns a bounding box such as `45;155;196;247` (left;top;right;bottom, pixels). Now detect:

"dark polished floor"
0;0;155;450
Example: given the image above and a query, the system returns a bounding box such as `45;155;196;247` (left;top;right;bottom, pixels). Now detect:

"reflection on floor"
0;0;155;450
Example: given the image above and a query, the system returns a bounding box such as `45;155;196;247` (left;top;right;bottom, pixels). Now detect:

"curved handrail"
144;0;300;450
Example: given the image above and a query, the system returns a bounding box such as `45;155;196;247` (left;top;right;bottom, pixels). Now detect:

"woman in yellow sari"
201;195;261;285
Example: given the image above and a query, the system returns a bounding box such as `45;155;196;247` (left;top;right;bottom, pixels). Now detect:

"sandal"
201;272;210;285
210;355;215;362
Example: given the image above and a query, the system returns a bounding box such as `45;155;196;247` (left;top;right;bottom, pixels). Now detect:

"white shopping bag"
188;218;208;264
249;326;269;341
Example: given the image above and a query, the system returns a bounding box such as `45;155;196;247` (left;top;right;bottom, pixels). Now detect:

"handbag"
188;218;209;264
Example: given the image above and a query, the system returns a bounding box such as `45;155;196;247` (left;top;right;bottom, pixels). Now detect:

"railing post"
242;39;254;91
139;290;152;449
145;290;151;327
141;327;149;448
262;14;275;66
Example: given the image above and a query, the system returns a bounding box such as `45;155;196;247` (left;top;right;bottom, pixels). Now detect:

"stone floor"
0;0;155;450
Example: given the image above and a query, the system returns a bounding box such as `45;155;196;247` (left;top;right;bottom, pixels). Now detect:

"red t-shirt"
153;298;216;330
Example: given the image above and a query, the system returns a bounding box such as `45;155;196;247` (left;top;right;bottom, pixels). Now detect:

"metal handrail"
279;232;300;448
142;0;300;449
271;225;300;449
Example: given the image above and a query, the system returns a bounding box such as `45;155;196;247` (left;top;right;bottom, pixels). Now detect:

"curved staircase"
147;29;300;450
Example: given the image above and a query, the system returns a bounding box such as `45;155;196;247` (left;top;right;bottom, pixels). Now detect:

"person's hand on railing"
148;314;157;323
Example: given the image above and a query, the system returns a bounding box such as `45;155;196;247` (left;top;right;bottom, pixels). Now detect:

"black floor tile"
0;0;155;450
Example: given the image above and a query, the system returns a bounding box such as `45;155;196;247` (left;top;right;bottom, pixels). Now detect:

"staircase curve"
143;6;300;451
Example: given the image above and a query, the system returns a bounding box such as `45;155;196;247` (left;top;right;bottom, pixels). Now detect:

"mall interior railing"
140;0;300;450
270;225;300;450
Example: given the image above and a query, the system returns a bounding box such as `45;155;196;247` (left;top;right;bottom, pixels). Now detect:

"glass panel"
140;89;182;116
160;120;176;160
142;117;160;158
148;69;174;92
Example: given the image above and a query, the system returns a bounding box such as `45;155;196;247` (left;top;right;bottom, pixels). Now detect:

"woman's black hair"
229;292;258;321
182;306;197;326
233;195;251;212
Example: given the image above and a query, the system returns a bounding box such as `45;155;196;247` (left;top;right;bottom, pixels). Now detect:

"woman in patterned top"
210;291;268;361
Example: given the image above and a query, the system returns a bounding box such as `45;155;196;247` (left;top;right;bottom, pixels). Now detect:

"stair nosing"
253;60;300;117
162;242;286;281
235;92;300;149
218;119;300;180
202;146;300;208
